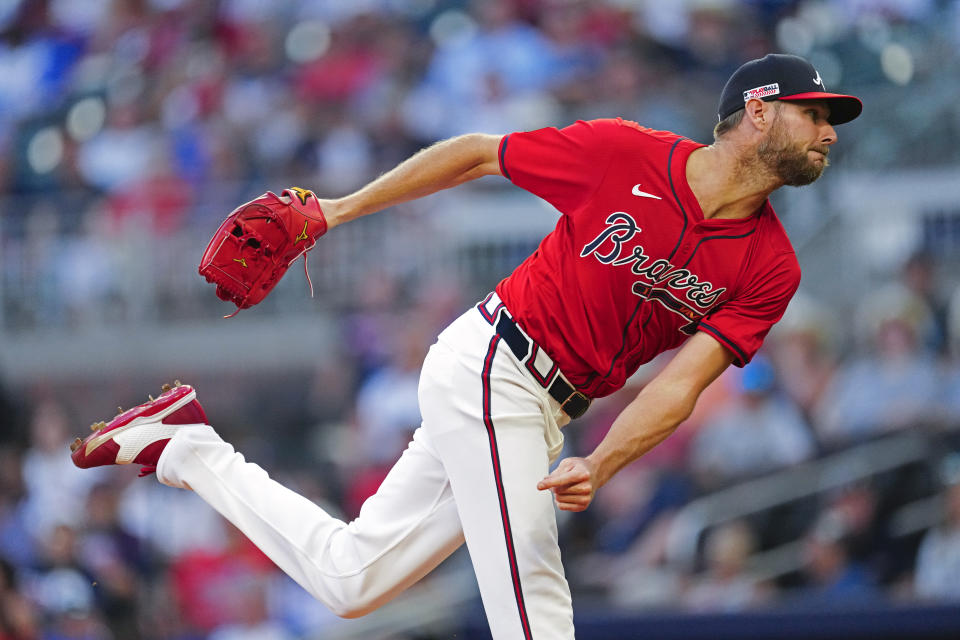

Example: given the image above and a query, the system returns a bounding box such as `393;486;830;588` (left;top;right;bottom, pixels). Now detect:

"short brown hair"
713;108;745;139
715;101;785;139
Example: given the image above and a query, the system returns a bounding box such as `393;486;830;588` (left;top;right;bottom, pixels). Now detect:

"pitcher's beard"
757;120;829;186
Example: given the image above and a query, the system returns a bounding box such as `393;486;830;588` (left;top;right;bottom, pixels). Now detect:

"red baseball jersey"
496;118;801;399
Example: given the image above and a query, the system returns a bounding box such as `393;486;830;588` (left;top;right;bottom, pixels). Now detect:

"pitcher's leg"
422;334;574;639
157;424;464;618
434;415;574;639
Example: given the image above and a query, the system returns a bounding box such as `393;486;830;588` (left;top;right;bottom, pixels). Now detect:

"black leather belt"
494;312;591;420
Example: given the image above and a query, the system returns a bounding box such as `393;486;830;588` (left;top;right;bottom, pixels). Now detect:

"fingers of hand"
550;479;594;511
554;491;593;512
556;481;592;495
556;501;589;512
537;464;590;491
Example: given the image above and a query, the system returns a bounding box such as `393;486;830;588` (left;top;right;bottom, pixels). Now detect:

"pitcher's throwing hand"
538;457;598;512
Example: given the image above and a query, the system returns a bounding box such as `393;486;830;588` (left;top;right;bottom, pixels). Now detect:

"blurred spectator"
403;0;566;139
169;523;280;636
947;282;960;379
343;316;431;517
76;104;162;193
535;0;606;97
766;293;840;418
795;511;880;606
105;161;193;236
1;556;41;640
76;482;145;639
342;270;404;382
571;511;685;610
206;579;294;640
914;482;960;601
0;445;34;570
815;290;942;446
689;356;817;488
0;6;85;130
20;401;105;542
829;0;938;23
586;461;691;556
24;524;112;639
315;119;374;194
828;483;887;565
117;479;226;561
354;317;429;466
11;204;66;325
944;357;960;427
264;571;342;639
682;520;773;612
899;251;949;355
854;277;940;358
307;350;358;430
54;204;121;327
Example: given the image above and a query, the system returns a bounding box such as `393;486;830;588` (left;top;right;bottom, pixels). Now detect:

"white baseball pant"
156;295;575;639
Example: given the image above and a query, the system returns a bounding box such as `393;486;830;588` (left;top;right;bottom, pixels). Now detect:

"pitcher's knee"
312;580;386;619
332;602;376;619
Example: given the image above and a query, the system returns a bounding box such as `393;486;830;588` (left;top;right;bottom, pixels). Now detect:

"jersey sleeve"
697;253;801;367
499;119;619;215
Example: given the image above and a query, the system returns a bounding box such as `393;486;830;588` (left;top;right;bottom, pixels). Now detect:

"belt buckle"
560;390;591;420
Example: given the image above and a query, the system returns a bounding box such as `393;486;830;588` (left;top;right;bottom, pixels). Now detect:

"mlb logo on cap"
718;54;862;125
743;83;780;101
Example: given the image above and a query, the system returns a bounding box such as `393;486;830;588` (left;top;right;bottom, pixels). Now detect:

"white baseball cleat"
70;381;208;476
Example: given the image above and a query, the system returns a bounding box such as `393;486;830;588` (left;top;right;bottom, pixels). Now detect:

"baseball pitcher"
72;54;861;638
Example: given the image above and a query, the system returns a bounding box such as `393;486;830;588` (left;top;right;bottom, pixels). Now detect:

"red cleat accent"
70;382;207;476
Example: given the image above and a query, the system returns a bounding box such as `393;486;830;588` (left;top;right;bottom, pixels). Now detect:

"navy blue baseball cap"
718;54;863;125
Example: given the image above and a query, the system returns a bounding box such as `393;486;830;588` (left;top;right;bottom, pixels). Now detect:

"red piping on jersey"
481;334;534;640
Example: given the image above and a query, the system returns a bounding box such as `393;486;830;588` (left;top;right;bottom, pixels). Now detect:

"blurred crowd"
2;0;958;232
4;0;960;328
4;0;960;638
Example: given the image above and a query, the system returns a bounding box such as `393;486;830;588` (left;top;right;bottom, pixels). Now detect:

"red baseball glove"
199;187;328;316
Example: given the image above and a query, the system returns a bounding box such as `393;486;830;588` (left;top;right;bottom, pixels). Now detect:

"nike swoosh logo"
632;184;662;200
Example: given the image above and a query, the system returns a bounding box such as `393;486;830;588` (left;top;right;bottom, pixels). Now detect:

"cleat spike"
148;394;155;402
70;437;82;452
161;383;171;393
117;407;123;415
174;380;182;387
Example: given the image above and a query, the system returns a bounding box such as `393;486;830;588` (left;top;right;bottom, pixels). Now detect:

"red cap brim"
779;91;863;125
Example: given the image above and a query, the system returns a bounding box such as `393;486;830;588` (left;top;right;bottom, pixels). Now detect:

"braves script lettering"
581;213;726;329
